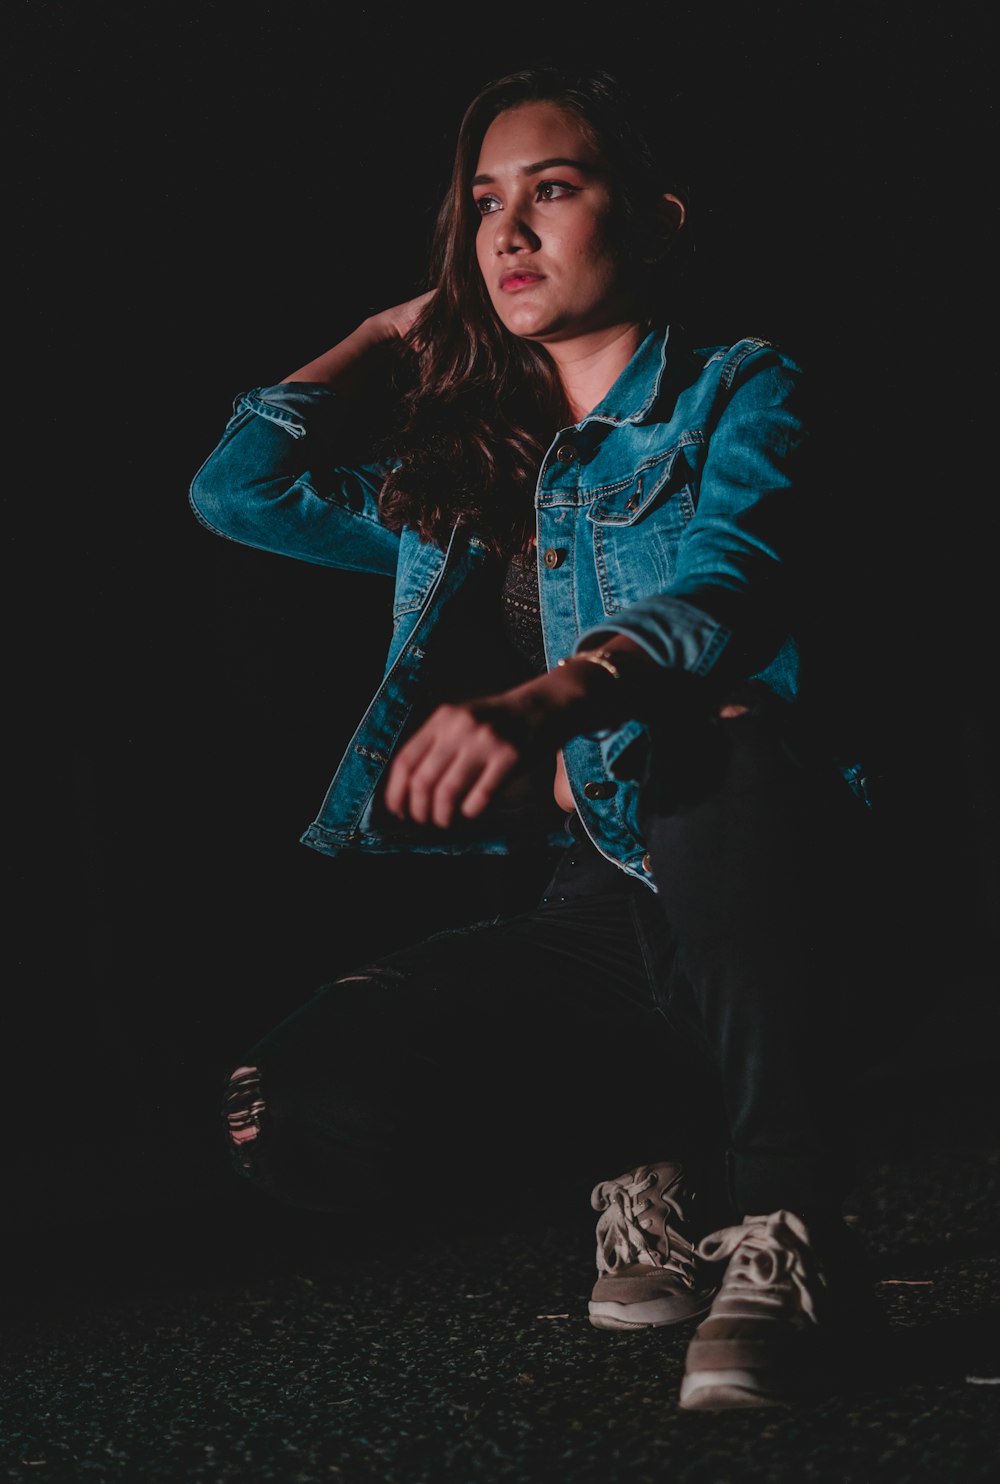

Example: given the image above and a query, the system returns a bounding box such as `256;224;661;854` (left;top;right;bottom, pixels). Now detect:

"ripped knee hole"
222;1064;266;1147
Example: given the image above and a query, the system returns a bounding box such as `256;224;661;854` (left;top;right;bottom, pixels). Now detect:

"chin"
496;309;555;339
499;310;570;342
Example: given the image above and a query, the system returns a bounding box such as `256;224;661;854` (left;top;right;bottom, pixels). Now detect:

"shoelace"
695;1210;825;1324
592;1167;696;1283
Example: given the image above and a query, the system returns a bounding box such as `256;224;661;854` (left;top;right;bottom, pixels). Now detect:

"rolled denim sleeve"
579;345;806;683
189;384;401;577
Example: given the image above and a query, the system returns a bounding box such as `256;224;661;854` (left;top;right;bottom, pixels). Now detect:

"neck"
543;320;647;422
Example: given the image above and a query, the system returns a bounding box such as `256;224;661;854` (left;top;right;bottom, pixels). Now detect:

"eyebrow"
471;157;603;187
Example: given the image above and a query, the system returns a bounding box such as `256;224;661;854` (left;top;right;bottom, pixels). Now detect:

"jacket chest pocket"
586;444;698;613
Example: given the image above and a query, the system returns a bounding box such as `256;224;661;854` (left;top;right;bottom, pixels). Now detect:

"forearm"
189;385;399;574
281;290;435;389
281;317;393;390
496;639;666;753
553;636;740;743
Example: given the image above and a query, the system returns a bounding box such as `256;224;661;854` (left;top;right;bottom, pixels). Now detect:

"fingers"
383;705;520;828
458;752;518;820
382;727;437;820
392;735;520;827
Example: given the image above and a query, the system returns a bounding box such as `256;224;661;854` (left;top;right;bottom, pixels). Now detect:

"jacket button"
642;852;653;873
543;547;566;569
583;781;617;800
555;443;576;462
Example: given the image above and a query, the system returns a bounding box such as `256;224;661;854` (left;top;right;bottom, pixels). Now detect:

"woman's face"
472;101;634;344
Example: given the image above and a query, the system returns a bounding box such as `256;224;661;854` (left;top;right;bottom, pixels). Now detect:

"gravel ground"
2;1049;997;1484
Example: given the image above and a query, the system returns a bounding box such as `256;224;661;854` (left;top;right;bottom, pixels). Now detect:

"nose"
493;213;540;256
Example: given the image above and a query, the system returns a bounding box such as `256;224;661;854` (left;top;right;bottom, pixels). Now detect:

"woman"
190;65;878;1410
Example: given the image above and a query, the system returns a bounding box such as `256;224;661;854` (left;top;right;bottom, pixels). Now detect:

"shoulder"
692;336;803;388
644;333;803;432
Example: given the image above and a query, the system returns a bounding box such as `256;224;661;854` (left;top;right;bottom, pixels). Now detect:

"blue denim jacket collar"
575;324;671;429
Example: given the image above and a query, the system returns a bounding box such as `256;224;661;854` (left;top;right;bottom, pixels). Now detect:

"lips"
499;271;544;292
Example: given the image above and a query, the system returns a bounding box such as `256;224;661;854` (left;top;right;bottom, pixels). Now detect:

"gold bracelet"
557;649;622;682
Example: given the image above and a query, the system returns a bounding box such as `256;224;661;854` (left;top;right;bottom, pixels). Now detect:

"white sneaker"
588;1161;720;1331
679;1210;836;1409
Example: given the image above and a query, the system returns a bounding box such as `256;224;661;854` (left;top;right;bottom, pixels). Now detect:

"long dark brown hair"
377;66;691;555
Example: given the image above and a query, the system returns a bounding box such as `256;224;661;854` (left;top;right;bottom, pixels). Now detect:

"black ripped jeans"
222;709;882;1224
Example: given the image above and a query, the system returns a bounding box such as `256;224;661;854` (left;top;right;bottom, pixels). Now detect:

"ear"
641;193;687;264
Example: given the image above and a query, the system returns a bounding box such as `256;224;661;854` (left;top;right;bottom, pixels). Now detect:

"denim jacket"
190;325;837;887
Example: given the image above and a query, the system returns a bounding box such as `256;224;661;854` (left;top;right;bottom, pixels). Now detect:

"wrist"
355;316;396;353
547;652;630;733
556;641;658;728
361;309;413;350
557;649;623;683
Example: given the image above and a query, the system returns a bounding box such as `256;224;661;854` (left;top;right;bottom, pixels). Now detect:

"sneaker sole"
679;1370;792;1410
589;1292;717;1331
679;1358;834;1411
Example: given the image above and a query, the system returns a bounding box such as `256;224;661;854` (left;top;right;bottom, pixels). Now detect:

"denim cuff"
229;383;342;440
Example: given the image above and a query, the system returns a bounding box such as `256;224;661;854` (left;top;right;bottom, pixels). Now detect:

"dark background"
12;1;996;1239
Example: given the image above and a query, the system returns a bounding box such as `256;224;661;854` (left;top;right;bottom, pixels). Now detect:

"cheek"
570;226;622;289
475;227;493;284
567;209;616;263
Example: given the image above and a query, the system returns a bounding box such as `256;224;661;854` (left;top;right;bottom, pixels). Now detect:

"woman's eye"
537;181;577;201
474;194;501;216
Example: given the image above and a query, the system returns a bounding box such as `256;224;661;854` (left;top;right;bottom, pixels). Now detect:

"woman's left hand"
382;686;550;828
383;662;617;828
